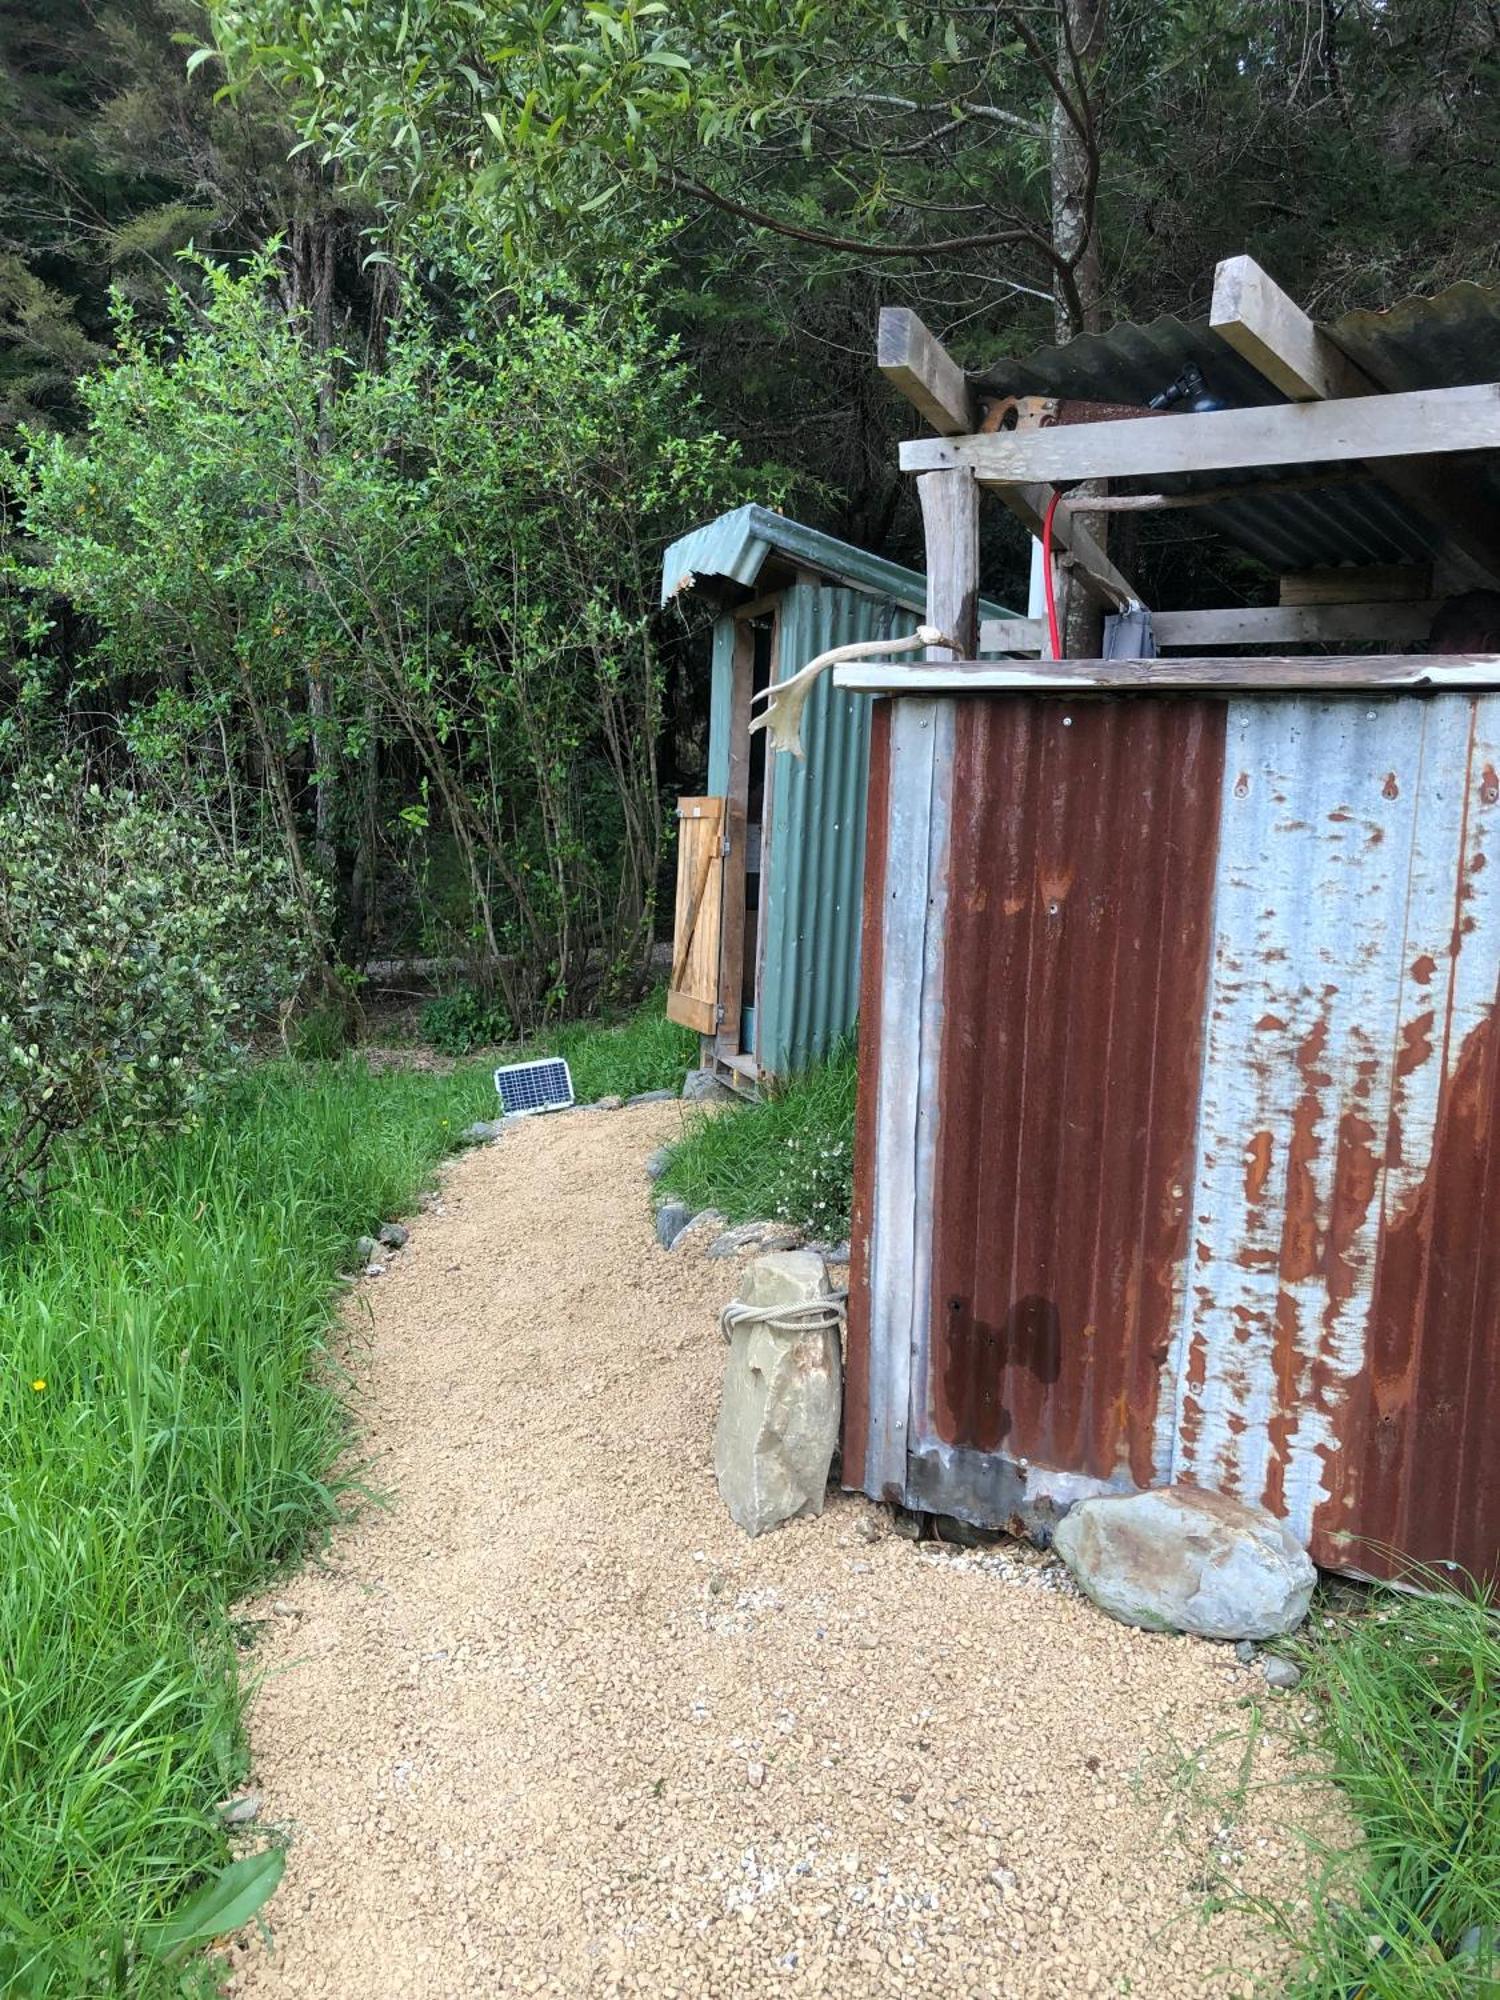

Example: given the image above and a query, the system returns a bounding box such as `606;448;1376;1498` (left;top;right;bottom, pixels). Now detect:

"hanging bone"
748;626;953;759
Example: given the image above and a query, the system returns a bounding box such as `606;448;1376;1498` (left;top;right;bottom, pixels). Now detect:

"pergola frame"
877;252;1500;679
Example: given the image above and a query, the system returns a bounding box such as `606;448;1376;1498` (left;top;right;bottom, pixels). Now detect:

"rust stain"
1244;1130;1274;1204
1383;772;1401;800
926;696;1225;1489
1321;990;1500;1582
1482;764;1500;806
1411;953;1437;986
1396;1010;1436;1079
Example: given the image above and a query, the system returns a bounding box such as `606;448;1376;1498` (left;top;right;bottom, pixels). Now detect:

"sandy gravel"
224;1103;1339;2000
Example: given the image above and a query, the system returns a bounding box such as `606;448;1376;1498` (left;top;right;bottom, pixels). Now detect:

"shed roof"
969;281;1500;577
661;502;1015;616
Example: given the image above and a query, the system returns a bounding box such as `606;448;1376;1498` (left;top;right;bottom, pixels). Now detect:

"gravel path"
224;1103;1337;1999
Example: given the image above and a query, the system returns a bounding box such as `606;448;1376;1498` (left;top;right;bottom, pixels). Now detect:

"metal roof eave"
661;502;1016;618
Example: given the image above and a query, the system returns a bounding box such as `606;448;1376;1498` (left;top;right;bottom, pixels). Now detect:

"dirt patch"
224;1105;1340;1999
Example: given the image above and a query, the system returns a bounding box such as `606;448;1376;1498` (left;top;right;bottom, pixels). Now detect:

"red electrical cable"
1041;488;1064;660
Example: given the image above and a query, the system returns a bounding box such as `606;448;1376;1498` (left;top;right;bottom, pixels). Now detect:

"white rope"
719;1294;847;1345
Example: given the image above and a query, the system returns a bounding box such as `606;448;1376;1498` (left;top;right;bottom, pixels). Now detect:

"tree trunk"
1051;0;1110;656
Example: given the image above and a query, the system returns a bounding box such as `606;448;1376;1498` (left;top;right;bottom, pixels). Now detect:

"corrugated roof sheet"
968;281;1500;578
661;502;1015;617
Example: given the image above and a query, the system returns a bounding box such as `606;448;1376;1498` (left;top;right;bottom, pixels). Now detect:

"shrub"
0;770;313;1202
422;985;514;1055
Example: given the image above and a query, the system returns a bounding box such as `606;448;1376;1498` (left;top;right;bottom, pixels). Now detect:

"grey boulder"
1052;1485;1316;1642
644;1146;673;1182
460;1118;507;1144
655;1201;691;1248
707;1220;803;1260
714;1252;842;1537
378;1221;409;1250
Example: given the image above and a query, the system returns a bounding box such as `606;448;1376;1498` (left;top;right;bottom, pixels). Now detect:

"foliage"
9;257;736;1025
1261;1577;1499;1999
660;1041;857;1239
422;984;514;1054
0;767;311;1203
0;1055;498;1996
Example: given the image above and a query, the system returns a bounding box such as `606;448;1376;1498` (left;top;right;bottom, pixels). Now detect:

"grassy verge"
422;984;699;1098
659;1043;857;1240
1267;1578;1497;1996
0;1058;496;1998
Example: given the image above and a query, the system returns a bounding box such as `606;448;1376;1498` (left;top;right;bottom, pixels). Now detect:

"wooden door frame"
711;597;781;1076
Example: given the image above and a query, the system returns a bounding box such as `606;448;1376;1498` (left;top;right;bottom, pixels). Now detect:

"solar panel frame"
493;1056;574;1117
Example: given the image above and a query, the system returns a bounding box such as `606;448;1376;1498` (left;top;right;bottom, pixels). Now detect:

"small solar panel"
493;1056;574;1117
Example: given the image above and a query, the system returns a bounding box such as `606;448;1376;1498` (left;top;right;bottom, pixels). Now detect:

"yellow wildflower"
30;1378;46;1393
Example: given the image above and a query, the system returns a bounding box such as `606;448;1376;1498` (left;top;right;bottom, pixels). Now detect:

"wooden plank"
1209;253;1500;591
999;481;1139;611
1280;563;1431;606
876;306;975;436
917;467;980;657
981;602;1440;654
898;381;1500;485
834;654;1500;695
666;796;726;1035
1210;254;1370;402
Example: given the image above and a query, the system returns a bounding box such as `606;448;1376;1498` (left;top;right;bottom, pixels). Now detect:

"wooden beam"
877;306;975;436
917;466;980;658
833;654;1500;695
900;382;1500;486
1280;564;1432;606
1209;253;1500;592
981;602;1441;654
1210;255;1371;402
1000;481;1138;610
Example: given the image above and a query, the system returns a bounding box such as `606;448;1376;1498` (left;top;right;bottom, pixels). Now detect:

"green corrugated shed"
663;506;1013;1086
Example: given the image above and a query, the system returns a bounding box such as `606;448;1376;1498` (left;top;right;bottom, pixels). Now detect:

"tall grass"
659;1043;858;1239
1259;1578;1499;1997
0;1059;495;1997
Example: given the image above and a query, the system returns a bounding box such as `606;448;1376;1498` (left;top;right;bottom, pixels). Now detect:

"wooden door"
667;796;726;1033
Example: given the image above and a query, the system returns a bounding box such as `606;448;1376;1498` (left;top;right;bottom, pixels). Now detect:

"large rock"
1052;1485;1316;1641
714;1252;842;1537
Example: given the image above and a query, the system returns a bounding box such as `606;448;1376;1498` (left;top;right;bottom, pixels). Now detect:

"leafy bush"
0;770;312;1202
660;1043;857;1239
422;984;514;1055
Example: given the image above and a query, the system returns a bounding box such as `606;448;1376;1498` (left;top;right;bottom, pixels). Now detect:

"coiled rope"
719;1294;847;1345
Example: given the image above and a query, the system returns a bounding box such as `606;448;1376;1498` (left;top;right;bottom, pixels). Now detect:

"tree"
9;255;738;1024
205;2;1119;339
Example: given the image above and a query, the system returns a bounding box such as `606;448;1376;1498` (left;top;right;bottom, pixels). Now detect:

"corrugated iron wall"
848;687;1500;1583
756;585;920;1080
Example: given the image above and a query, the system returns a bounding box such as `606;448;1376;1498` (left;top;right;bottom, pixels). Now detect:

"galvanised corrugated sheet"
848;685;1500;1582
664;502;943;611
967;281;1500;576
757;584;917;1078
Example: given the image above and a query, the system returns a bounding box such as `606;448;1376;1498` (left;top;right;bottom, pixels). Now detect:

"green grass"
424;984;699;1100
1264;1577;1498;1997
0;1058;497;1998
531;995;699;1101
659;1042;857;1240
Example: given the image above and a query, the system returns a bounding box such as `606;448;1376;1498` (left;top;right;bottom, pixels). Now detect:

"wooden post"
917;467;980;661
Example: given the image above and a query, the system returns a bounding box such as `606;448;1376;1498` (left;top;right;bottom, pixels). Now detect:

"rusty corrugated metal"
847;684;1500;1583
924;699;1225;1519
